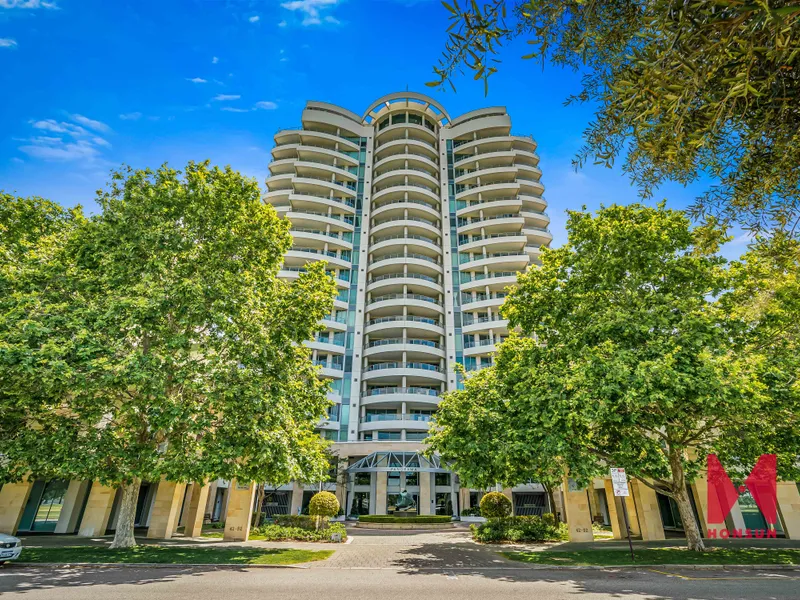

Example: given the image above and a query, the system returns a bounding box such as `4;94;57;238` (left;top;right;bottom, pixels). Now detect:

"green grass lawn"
19;546;333;565
503;547;800;566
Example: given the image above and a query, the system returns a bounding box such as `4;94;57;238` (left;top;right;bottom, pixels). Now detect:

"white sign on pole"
610;468;629;497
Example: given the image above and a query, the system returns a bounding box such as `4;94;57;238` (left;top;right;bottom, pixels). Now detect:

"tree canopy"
429;0;800;234
430;204;799;550
0;162;337;546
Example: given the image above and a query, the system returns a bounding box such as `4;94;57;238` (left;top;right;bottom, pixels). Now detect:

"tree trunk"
544;484;560;524
110;478;141;549
667;451;706;552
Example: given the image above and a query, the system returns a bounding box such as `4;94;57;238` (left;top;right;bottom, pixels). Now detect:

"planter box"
460;516;487;524
330;516;346;522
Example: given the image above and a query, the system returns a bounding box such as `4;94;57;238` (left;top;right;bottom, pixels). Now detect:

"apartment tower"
265;92;552;516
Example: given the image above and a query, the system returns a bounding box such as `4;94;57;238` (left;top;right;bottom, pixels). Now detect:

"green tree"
0;162;337;548
447;204;797;551
427;365;589;521
429;1;800;234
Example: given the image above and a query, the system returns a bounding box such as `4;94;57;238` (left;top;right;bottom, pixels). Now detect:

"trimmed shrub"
460;506;481;517
479;492;512;518
309;491;340;518
471;514;567;543
251;522;347;542
273;514;324;530
358;515;452;524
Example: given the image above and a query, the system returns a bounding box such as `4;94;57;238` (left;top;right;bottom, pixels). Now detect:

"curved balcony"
360;387;440;408
459;272;517;293
293;175;357;198
364;315;444;337
373;152;438;176
285;248;352;270
291;228;353;251
463;341;498;357
362;362;446;384
521;209;551;228
453;148;538;169
461;292;508;312
372;167;439;190
321;316;348;332
274;128;359;152
296;143;359;166
457;214;524;235
523;227;554;246
295;160;358;182
372;182;440;205
456;197;522;218
520;194;548;212
285;211;355;232
367;293;444;317
306;339;346;355
455;180;520;202
367;253;443;278
265;173;294;192
359;414;433;432
268;157;296;176
279;267;350;289
375;122;438;147
451;134;536;156
288;192;355;214
458;252;530;272
458;233;527;254
364;337;445;360
366;274;443;298
374;137;438;162
371;217;440;239
461;315;509;335
371;198;440;221
454;165;522;185
370;233;441;257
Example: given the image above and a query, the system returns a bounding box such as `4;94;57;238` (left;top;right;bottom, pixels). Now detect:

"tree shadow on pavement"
389;541;800;600
0;564;247;594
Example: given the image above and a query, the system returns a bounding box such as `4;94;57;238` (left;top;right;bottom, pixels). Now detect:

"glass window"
435;492;453;515
377;431;402;441
405;432;428;441
32;480;69;532
326;404;340;421
322;430;338;440
405;472;419;486
435;473;451;487
329;379;343;394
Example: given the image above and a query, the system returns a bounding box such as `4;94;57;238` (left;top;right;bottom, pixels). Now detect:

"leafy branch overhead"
429;0;800;234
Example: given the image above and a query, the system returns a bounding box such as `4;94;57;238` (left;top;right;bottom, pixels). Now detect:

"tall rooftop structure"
265;92;552;516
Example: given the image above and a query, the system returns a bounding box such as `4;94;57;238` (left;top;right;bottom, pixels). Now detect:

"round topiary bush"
479;491;512;518
309;491;340;518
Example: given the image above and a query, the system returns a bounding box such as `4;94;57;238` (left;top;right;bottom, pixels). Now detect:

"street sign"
610;467;635;561
610;468;629;497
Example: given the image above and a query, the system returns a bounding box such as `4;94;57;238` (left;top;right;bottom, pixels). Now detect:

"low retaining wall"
354;522;456;530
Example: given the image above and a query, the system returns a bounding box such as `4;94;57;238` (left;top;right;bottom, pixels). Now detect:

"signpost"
610;468;635;561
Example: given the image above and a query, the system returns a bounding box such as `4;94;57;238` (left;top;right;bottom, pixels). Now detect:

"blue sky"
0;0;748;257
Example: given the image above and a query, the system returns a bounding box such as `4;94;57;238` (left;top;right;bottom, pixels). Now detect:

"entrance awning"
346;451;450;473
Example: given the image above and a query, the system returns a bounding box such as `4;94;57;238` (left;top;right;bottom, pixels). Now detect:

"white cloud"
213;94;241;101
278;20;287;27
221;107;250;113
0;0;57;8
324;15;340;24
255;101;278;110
70;114;110;133
18;114;111;163
0;38;18;48
212;56;219;64
187;77;207;83
280;0;340;26
119;112;142;120
249;15;260;22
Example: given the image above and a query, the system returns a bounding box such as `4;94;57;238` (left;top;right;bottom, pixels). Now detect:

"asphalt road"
1;564;799;600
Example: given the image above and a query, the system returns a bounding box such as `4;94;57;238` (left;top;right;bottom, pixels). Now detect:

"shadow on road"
0;564;246;594
388;540;800;600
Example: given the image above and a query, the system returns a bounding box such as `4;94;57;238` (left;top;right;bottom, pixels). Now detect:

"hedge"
273;514;328;530
251;522;347;542
358;515;452;524
471;514;567;543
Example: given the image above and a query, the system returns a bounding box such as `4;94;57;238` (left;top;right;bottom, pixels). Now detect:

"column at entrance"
419;472;433;515
78;482;117;537
375;472;388;515
562;476;594;542
223;479;256;542
0;479;33;535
